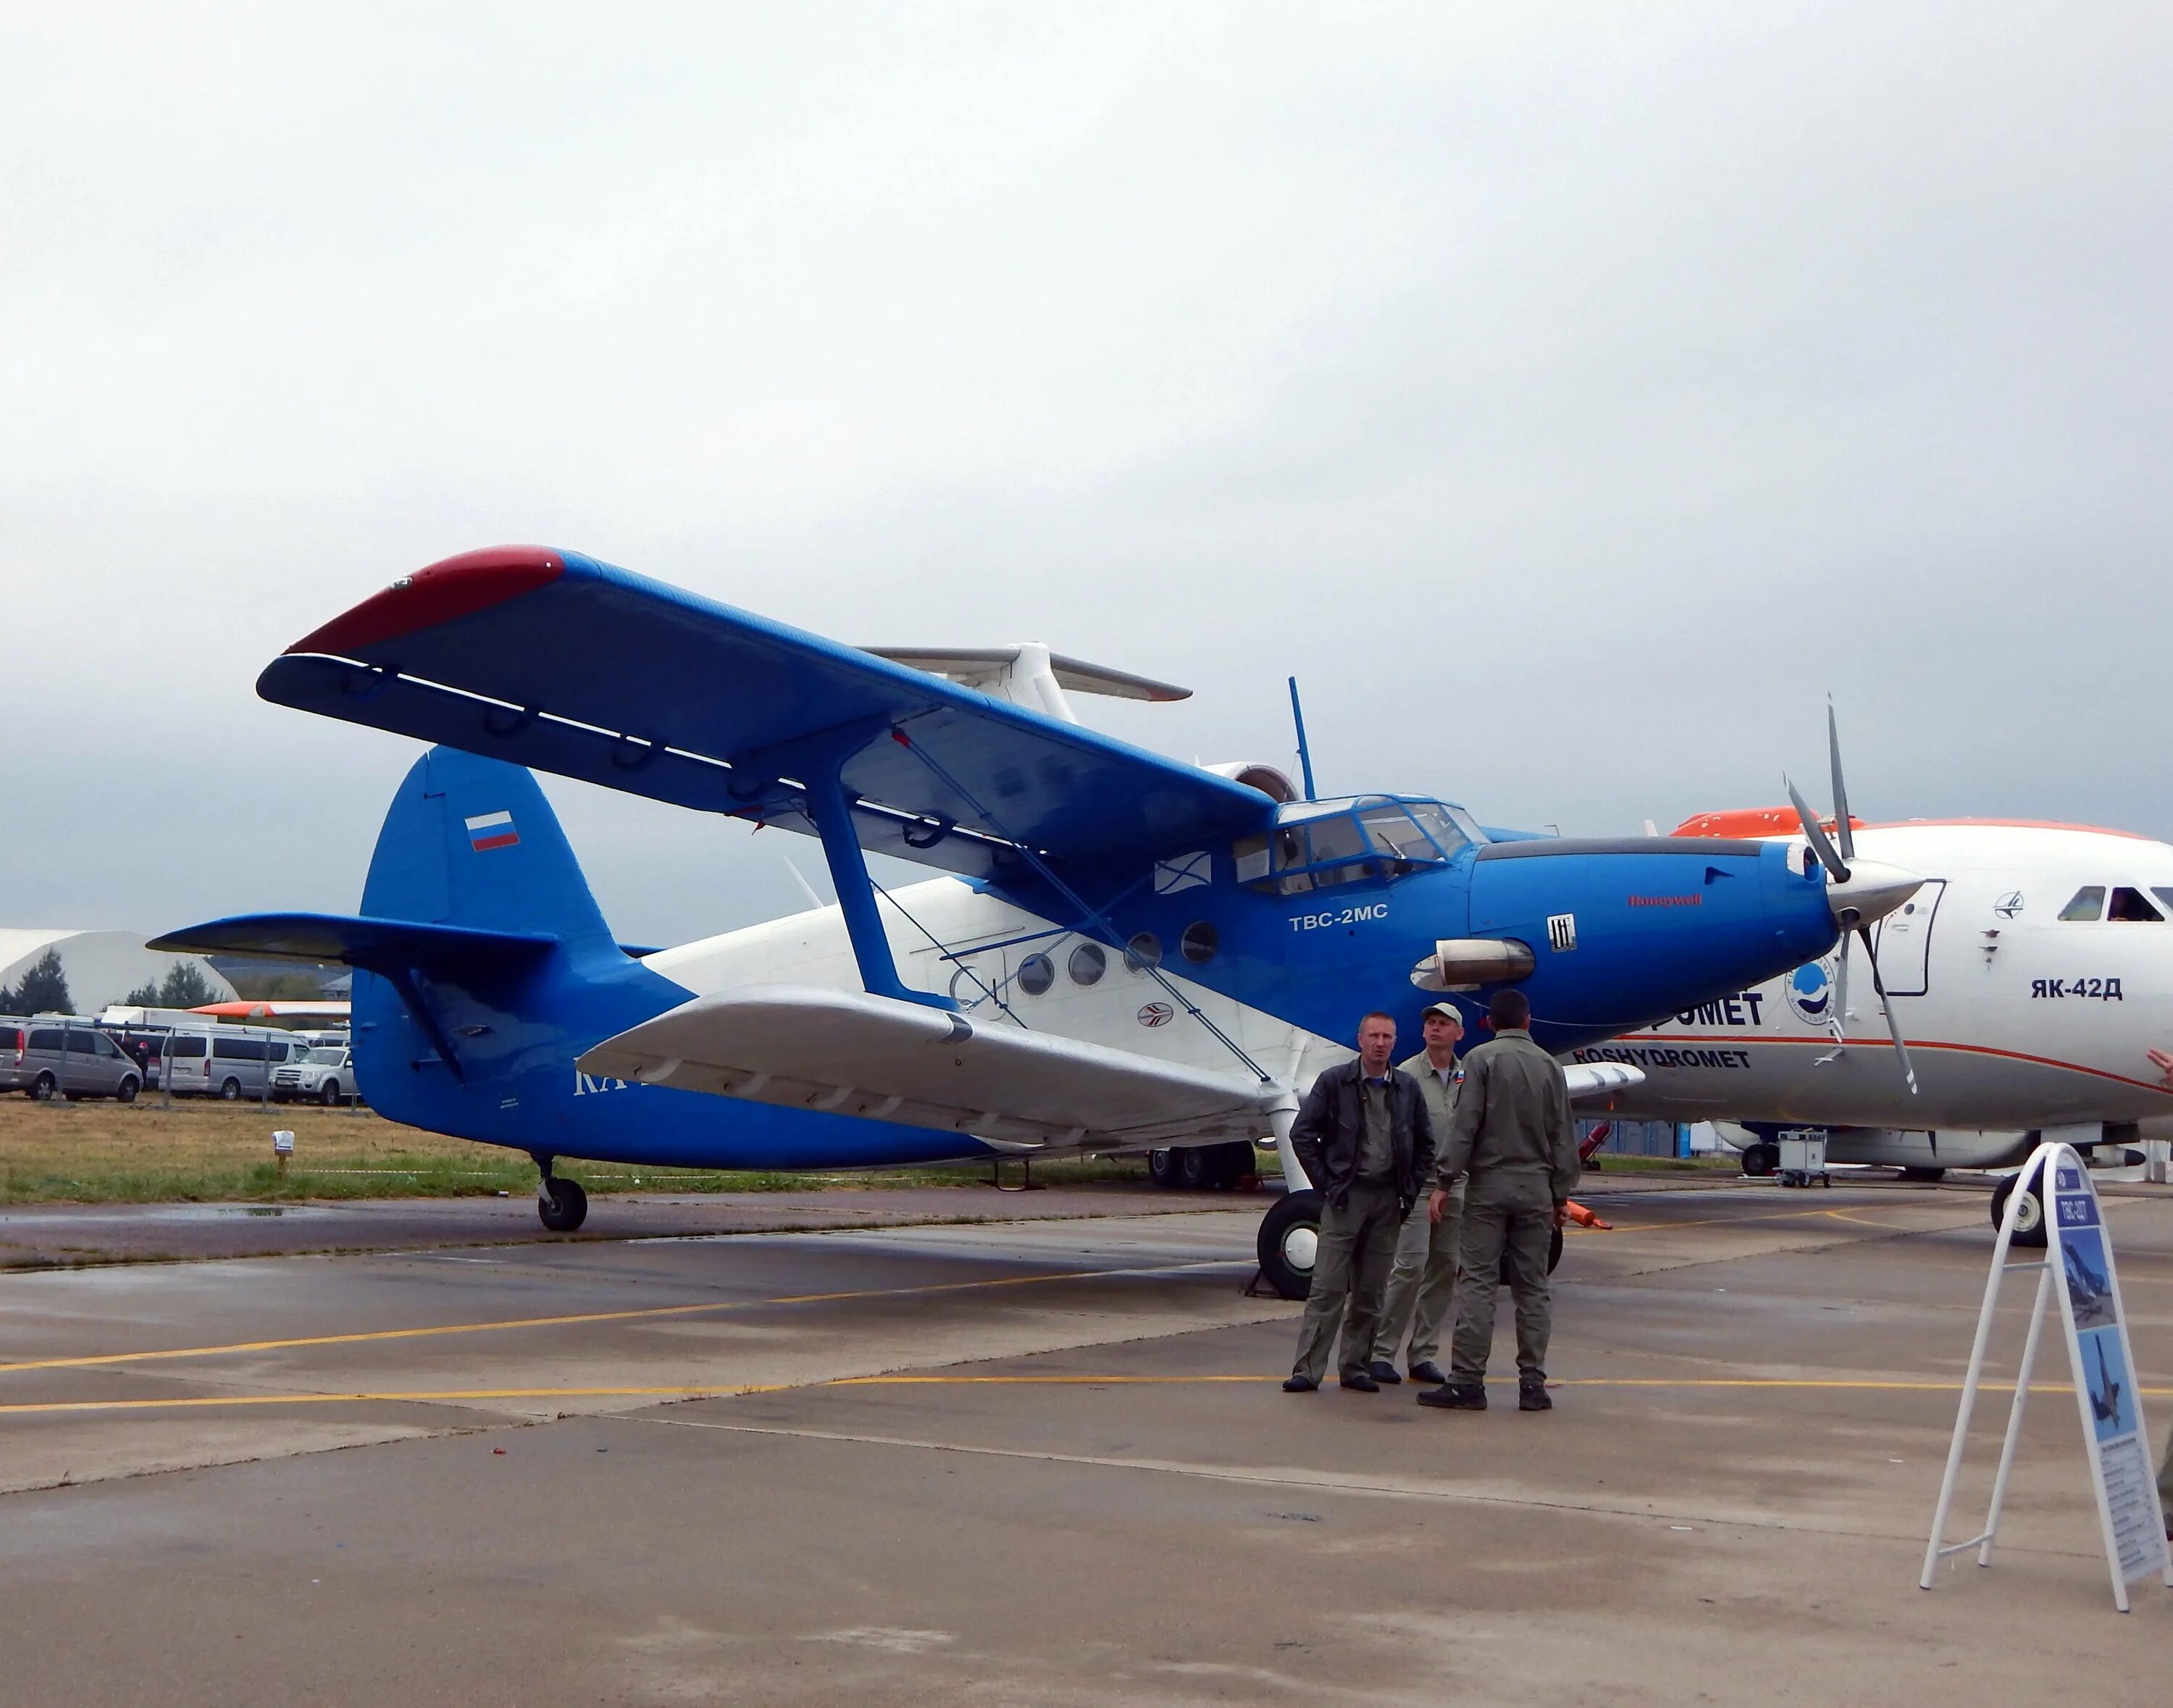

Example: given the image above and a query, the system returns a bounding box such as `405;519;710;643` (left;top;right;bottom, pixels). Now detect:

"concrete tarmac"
1;1176;2169;1704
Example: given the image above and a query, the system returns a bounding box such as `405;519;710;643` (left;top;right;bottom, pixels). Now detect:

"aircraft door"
1872;879;1946;996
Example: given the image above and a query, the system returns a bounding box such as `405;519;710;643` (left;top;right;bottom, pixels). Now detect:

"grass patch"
0;1096;1158;1204
1581;1153;1738;1174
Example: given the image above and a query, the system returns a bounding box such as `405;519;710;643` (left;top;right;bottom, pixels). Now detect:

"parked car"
160;1027;305;1100
0;1021;143;1102
108;1028;182;1089
273;1046;364;1106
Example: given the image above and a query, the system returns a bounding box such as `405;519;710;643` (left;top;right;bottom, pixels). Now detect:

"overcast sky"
4;3;2168;947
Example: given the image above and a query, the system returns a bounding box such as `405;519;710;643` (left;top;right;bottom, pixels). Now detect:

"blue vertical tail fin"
362;746;614;947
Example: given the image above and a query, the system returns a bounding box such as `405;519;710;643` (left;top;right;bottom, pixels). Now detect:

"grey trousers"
1449;1173;1555;1383
2160;1421;2173;1531
1290;1181;1403;1384
1370;1186;1462;1368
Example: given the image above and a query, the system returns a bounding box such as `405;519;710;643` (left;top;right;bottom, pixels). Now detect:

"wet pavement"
0;1173;2167;1704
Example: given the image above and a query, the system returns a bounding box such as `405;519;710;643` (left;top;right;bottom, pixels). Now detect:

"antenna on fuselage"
1288;676;1318;801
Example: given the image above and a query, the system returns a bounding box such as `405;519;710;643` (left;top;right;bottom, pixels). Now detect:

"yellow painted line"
0;1261;1239;1379
5;1374;2171;1417
0;1386;747;1416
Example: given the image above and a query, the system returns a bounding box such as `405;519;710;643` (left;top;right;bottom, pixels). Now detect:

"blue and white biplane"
154;546;1922;1295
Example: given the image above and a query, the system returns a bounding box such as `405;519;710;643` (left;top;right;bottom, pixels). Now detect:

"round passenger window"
1016;953;1055;997
1180;922;1218;964
1068;942;1107;987
1125;932;1163;971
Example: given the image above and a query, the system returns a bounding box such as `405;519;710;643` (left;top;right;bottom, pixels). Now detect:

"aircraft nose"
1825;858;1922;930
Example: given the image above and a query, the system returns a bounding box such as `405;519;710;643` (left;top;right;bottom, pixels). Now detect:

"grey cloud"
2;2;2167;948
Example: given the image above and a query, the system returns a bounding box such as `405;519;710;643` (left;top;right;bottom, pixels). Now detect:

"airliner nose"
1825;859;1922;930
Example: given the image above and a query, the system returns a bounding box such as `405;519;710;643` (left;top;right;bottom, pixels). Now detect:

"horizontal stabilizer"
148;912;556;973
1562;1061;1646;1101
577;984;1277;1150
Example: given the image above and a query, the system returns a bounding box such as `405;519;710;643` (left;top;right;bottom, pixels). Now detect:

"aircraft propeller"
1788;703;1919;1096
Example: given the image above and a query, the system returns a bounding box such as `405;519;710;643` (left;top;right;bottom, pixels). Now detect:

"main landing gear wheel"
539;1176;588;1233
1152;1142;1255;1190
1257;1190;1321;1301
1741;1142;1778;1177
1991;1168;2046;1249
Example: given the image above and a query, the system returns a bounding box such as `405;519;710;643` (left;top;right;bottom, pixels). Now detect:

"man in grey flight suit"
1284;1011;1436;1394
1418;987;1578;1413
2160;1423;2172;1539
1365;1002;1465;1387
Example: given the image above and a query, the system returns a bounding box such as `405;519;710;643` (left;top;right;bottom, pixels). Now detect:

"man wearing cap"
1364;1002;1465;1387
1283;1011;1436;1394
1418;987;1578;1414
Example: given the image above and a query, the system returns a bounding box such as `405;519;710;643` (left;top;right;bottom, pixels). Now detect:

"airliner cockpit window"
2106;887;2164;922
2059;886;2106;921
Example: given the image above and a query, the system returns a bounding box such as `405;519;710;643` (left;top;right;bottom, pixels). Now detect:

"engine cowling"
1409;938;1536;992
1202;761;1299;803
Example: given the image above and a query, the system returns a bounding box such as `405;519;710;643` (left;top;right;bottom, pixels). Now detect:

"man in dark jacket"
1284;1012;1437;1393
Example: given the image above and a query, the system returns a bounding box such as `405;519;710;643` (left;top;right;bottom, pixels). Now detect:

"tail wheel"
1256;1190;1322;1301
1146;1149;1181;1189
1992;1168;2047;1249
30;1073;56;1102
117;1077;140;1105
319;1080;340;1106
539;1176;588;1233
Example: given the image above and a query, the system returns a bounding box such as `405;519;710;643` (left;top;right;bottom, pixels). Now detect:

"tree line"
1;950;215;1017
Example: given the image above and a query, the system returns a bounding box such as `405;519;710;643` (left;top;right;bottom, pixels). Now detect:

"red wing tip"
287;546;566;658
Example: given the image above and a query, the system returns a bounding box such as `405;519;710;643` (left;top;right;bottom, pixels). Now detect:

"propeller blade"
1857;924;1918;1094
1827;701;1855;864
1788;778;1851;882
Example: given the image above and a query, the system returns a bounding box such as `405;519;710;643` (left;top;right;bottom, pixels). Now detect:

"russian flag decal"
465;810;520;852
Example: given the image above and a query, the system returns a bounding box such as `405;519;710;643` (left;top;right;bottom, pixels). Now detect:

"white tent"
0;930;237;1016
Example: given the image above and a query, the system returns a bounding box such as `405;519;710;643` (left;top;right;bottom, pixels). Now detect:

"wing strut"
798;736;955;1012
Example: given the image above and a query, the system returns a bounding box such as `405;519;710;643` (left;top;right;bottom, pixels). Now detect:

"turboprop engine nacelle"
1410;938;1538;992
1201;761;1300;803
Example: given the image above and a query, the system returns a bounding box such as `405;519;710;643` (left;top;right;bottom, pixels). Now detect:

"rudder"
362;746;613;946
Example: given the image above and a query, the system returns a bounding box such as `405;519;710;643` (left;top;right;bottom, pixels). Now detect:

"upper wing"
259;547;1274;877
576;984;1278;1150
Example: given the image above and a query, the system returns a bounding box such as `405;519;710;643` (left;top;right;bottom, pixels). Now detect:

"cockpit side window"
2059;886;2106;921
2106;887;2164;923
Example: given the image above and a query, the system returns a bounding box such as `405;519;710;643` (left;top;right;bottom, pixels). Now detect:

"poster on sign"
1923;1142;2172;1611
2045;1154;2172;1596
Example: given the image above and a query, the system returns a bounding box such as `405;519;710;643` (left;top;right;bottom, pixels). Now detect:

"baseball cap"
1420;1002;1462;1021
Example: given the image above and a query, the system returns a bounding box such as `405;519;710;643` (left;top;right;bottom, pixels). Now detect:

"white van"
162;1026;308;1100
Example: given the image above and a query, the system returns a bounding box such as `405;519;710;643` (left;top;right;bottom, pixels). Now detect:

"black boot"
1519;1376;1552;1412
1417;1381;1487;1411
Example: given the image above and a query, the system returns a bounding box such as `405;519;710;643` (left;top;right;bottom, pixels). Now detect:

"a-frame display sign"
1922;1141;2170;1610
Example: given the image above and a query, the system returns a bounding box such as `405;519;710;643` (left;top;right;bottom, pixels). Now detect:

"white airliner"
1573;803;2173;1239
